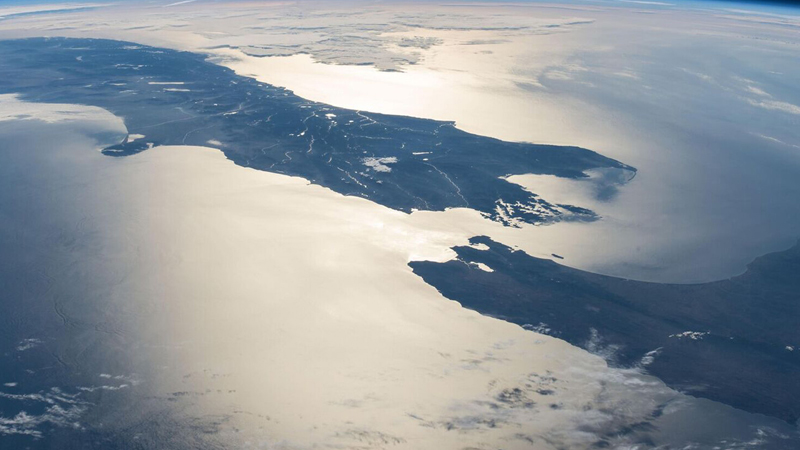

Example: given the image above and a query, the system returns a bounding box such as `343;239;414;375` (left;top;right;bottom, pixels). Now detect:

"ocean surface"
0;37;798;448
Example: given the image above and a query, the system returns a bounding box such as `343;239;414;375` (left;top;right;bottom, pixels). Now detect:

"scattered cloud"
618;0;675;6
747;98;800;115
682;68;714;83
751;133;800;149
362;156;398;173
15;338;43;352
745;85;771;97
162;0;197;7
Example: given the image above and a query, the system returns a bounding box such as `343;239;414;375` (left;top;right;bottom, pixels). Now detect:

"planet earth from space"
0;0;799;449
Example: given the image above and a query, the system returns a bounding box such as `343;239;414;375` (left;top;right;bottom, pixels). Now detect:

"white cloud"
162;0;197;7
362;156;398;173
682;68;714;83
751;133;800;149
747;98;800;115
745;85;771;97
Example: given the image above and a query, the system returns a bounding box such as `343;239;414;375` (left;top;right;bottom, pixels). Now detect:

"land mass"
0;37;634;226
410;236;800;423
